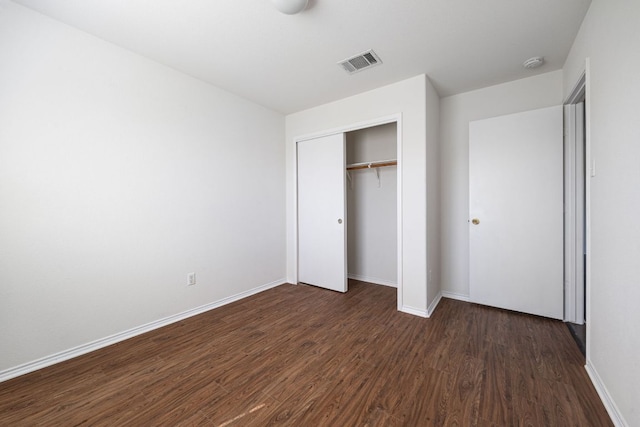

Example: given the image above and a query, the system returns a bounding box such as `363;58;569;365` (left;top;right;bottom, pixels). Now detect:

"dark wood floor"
0;281;612;426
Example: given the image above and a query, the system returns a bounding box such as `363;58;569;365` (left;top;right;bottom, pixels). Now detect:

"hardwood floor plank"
283;356;390;426
199;385;278;426
0;280;612;426
393;367;454;426
479;341;516;424
443;354;484;425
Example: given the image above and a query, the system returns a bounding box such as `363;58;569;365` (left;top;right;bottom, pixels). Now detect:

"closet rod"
346;159;397;171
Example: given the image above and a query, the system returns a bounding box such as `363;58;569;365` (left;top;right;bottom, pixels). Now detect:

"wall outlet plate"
187;272;196;286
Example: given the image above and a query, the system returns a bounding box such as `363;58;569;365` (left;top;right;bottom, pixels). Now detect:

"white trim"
426;291;442;317
293;113;404;314
348;274;396;288
294;114;401;143
0;279;285;383
441;291;471;302
584;58;592;361
564;103;577;322
400;305;427;318
564;71;586;105
563;71;587;325
564;103;587;323
395;116;404;312
292;134;299;283
574;101;585;324
586;361;627;426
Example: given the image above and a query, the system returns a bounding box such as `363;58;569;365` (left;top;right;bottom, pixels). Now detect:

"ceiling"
13;0;591;114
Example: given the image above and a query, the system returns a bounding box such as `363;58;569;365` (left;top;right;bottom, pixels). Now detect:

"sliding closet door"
297;133;347;292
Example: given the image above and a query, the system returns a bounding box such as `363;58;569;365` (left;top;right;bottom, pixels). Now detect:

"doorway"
346;123;398;288
564;72;588;355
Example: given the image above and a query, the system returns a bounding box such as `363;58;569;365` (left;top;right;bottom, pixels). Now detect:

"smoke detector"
523;56;545;69
338;50;382;75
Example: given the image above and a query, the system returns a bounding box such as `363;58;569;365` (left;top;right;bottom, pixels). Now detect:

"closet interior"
346;122;398;288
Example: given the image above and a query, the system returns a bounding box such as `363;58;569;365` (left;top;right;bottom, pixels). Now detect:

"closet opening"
295;115;402;310
346;123;398;289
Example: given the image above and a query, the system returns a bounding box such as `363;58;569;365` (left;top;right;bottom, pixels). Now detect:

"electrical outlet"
187;272;196;286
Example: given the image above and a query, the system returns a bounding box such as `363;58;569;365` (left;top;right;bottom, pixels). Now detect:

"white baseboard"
347;274;397;288
400;305;428;318
585;360;627;427
427;291;443;317
399;291;443;319
441;291;471;302
0;279;286;383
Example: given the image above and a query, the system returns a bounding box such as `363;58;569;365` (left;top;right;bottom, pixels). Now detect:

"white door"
297;133;347;292
469;106;563;319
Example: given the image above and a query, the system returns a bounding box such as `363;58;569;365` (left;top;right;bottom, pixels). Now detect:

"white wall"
439;71;563;299
346;124;397;286
286;75;440;316
346;123;397;163
563;1;640;425
0;2;285;374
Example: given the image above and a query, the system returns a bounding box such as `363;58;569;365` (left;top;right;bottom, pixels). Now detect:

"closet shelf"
346;159;397;171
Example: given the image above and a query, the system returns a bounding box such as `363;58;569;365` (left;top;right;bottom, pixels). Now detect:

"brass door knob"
471;218;480;225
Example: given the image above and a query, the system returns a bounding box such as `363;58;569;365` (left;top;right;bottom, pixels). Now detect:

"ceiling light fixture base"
272;0;309;15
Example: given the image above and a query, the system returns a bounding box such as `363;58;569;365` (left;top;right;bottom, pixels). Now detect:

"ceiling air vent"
338;50;382;75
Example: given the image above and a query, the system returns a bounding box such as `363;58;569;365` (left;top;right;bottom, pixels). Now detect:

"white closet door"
297;133;347;292
469;106;563;319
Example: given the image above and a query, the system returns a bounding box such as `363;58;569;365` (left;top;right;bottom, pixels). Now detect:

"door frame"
293;114;403;310
564;70;589;326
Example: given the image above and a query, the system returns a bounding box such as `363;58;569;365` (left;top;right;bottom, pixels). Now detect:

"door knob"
338;218;343;224
471;218;480;225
